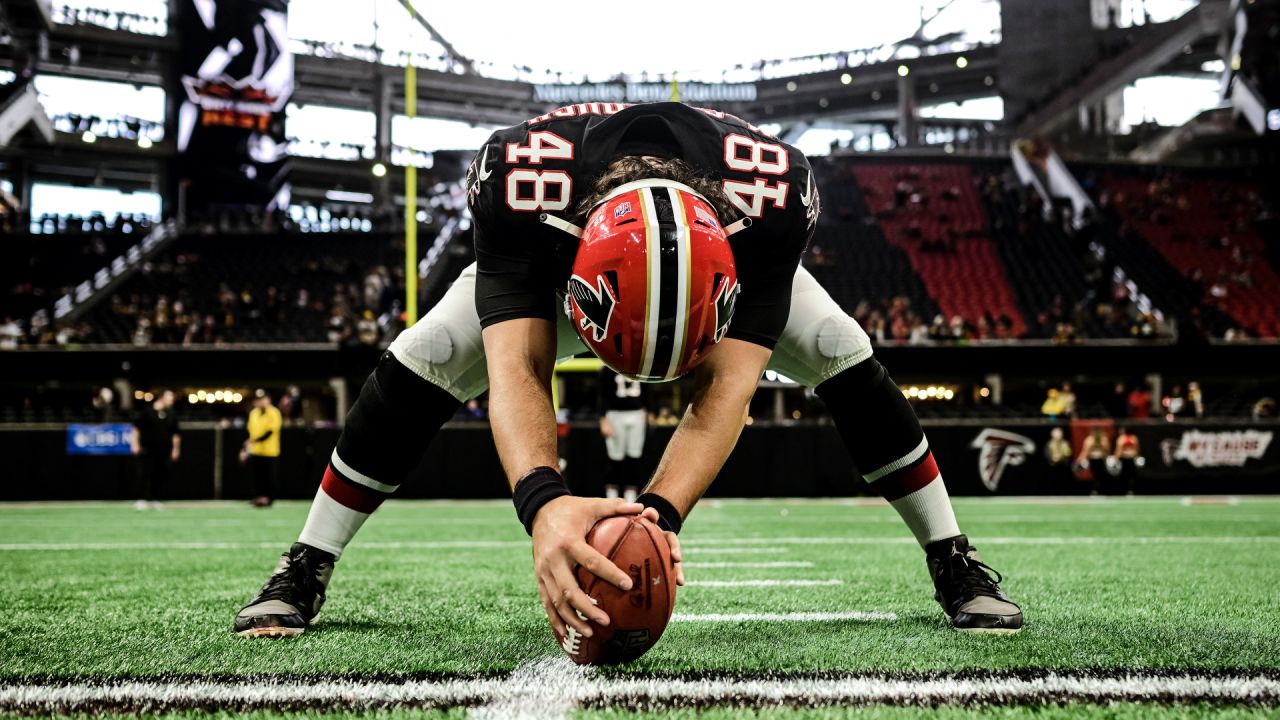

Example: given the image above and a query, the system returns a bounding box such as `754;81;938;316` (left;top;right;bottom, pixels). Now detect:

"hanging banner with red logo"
176;0;291;212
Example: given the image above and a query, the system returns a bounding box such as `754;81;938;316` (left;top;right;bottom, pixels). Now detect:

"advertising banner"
66;424;135;456
176;0;292;212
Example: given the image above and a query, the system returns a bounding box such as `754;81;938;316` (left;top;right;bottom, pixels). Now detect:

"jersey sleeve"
723;150;818;350
468;131;561;328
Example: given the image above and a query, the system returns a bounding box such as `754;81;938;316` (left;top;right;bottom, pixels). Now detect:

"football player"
234;102;1022;640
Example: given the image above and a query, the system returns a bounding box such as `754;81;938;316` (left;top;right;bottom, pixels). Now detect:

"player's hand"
170;447;181;462
531;496;642;640
641;506;684;586
599;418;615;438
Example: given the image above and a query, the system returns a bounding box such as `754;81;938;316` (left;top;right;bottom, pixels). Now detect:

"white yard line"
685;547;789;555
681;561;814;568
683;579;843;587
3;670;1276;717
672;611;896;622
3;536;1279;552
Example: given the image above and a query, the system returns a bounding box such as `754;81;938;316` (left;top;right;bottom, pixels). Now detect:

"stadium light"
137;136;153;149
840;73;852;85
955;56;968;69
371;162;388;177
786;81;798;92
325;190;374;203
82;131;97;143
897;65;909;77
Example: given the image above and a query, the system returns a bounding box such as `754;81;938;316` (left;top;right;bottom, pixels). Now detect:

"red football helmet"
566;179;739;382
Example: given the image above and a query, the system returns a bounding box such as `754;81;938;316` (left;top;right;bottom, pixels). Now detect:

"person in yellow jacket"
243;389;283;507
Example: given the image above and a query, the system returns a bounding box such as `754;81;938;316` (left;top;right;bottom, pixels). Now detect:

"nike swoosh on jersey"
476;147;492;181
799;171;814;207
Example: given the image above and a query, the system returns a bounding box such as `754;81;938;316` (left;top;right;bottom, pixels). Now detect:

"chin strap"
538;213;583;238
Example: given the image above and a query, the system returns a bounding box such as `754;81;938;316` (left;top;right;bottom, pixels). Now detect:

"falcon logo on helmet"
568;273;617;342
567;178;738;382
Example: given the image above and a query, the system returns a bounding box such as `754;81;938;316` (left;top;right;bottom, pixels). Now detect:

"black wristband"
637;492;683;535
513;466;570;536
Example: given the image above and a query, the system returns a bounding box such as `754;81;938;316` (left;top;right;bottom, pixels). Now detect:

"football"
557;515;677;665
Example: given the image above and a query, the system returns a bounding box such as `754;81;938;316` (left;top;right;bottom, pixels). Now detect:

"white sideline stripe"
685;536;1280;547
672;611;896;623
681;561;813;568
4;670;1277;717
3;536;1280;552
862;435;929;483
683;579;842;587
329;451;399;494
686;547;789;555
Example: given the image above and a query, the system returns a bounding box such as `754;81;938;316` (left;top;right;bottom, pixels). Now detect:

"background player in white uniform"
599;367;648;502
235;102;1023;640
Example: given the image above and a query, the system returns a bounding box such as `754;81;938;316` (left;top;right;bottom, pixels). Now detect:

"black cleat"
925;535;1023;634
234;542;334;638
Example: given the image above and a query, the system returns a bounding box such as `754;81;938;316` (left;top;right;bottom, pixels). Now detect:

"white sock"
889;477;962;547
297;487;372;559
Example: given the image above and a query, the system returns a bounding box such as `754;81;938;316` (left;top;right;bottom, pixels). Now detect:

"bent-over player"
234;102;1023;640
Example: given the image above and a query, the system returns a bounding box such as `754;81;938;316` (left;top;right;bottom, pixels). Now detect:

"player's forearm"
482;319;560;490
645;340;771;518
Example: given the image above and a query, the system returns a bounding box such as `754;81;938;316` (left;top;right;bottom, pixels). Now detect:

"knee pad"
335;351;461;484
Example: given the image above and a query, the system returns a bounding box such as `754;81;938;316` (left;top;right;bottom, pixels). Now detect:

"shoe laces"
941;546;1005;599
257;550;318;603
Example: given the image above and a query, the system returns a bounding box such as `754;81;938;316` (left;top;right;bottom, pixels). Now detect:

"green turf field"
1;496;1278;717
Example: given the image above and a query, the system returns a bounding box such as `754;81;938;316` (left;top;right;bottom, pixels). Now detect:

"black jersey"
466;102;819;350
598;366;648;413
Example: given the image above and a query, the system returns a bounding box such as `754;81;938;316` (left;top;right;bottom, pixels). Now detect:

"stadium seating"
83;232;403;344
849;162;1028;338
808;158;941;338
1102;173;1279;338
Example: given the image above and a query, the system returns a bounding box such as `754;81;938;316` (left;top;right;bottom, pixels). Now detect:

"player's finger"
570;540;633;592
593;499;643;519
640;507;659;524
537;578;566;638
664;531;685;586
553;562;609;629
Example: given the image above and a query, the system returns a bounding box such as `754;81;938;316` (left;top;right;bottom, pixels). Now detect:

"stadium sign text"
1161;429;1274;468
533;82;757;104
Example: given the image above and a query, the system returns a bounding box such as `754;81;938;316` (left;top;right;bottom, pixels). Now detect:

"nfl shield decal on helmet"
970;429;1035;492
569;273;618;343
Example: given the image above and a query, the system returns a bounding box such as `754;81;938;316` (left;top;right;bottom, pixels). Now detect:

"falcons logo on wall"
568;273;617;343
970;429;1035;492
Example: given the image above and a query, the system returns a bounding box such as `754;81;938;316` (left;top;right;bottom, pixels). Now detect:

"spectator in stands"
130;389;180;511
1127;384;1152;419
1163;385;1186;420
1041;388;1068;420
91;387;118;422
1059;383;1077;417
1253;397;1276;420
1105;383;1129;419
241;389;283;508
327;305;352;344
1186;382;1204;418
356;310;380;346
1112;426;1142;496
1045;426;1073;467
0;315;21;350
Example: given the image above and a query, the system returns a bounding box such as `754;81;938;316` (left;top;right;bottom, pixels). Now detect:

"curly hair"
573;156;738;226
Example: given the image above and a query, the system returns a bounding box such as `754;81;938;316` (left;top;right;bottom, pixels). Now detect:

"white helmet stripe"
666;186;692;381
637;187;662;380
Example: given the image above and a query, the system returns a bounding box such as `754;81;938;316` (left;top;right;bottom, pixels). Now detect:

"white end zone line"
4;667;1277;718
2;536;1278;551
